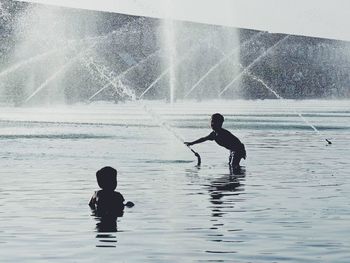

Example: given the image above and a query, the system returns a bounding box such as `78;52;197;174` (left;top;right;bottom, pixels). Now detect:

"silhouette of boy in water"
185;113;246;169
89;166;134;217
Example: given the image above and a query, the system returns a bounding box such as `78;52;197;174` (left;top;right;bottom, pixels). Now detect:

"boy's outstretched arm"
184;135;210;146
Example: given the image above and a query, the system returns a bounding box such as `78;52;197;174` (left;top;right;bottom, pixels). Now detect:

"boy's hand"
184;142;192;146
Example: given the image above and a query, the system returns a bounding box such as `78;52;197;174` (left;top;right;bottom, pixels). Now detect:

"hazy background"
16;0;350;41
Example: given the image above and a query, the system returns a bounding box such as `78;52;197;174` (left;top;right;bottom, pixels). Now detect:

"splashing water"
138;35;217;100
24;45;94;103
0;48;61;80
81;56;136;101
245;70;332;143
184;31;265;98
87;82;111;102
81;50;200;162
162;19;177;103
88;49;163;102
219;35;290;97
0;2;10;20
138;69;170;100
20;17;145;104
88;32;209;102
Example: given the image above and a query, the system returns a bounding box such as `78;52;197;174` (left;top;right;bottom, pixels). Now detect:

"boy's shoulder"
217;128;233;136
114;191;124;198
96;190;123;198
111;191;125;202
96;190;125;205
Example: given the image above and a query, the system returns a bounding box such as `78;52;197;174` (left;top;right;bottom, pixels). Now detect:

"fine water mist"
2;2;350;106
1;2;350;262
0;2;243;105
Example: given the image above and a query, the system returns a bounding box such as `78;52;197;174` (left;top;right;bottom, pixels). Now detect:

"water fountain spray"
87;32;200;102
219;35;290;97
23;45;94;103
184;31;265;98
141;103;201;166
0;18;144;81
245;71;332;144
84;55;201;165
87;49;163;102
138;35;216;100
20;17;144;104
138;69;170;100
0;48;62;80
81;57;136;101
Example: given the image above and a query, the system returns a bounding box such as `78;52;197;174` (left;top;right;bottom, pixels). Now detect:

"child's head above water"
211;113;224;130
96;166;117;191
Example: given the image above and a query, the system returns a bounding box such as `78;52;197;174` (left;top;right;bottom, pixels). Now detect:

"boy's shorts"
229;143;246;165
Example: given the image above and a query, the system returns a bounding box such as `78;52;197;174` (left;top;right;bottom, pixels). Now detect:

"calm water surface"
0;100;349;262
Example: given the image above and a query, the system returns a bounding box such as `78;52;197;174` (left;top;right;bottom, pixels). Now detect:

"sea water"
0;100;349;262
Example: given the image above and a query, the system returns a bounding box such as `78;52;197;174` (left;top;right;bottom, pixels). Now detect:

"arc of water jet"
83;56;201;164
83;59;177;139
87;32;203;102
0;33;99;80
218;35;290;97
141;102;201;165
118;32;200;83
0;39;93;80
85;17;146;44
0;17;144;81
138;39;212;100
86;50;163;102
23;17;145;103
138;69;170;99
121;50;163;78
233;62;331;143
184;50;239;98
246;71;322;135
111;48;163;84
24;45;95;103
245;70;332;144
24;63;74;103
246;71;283;99
184;32;265;98
85;58;136;100
87;82;111;101
85;49;160;102
90;32;214;101
0;48;63;79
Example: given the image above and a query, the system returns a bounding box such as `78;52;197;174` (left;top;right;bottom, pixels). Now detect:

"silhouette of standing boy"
185;113;246;169
89;166;134;217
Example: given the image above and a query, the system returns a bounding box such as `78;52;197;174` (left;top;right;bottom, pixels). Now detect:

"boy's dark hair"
211;113;224;125
96;166;117;190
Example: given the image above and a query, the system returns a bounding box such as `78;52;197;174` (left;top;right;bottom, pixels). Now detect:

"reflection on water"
92;209;121;248
207;170;245;244
0;101;349;262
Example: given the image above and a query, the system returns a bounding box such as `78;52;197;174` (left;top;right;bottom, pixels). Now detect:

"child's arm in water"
125;201;134;208
184;134;211;146
119;192;134;208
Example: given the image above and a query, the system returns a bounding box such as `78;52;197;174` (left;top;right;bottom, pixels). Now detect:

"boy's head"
96;166;117;191
211;113;224;130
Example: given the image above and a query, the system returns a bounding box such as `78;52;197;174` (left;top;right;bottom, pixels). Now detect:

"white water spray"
219;35;290;97
246;71;320;133
184;31;264;98
24;45;93;103
162;19;177;103
245;70;332;143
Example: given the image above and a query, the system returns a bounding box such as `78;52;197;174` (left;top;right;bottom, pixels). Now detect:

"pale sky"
16;0;350;41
